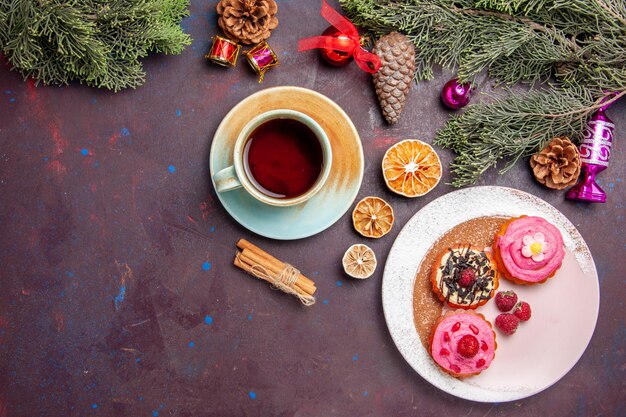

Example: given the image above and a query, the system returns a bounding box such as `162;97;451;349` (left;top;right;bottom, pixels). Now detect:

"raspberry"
450;364;462;374
495;313;519;335
457;267;476;288
451;322;461;332
495;290;518;312
469;324;479;335
439;348;450;356
514;301;532;321
456;335;479;358
443;331;450;342
480;341;488;351
476;358;486;368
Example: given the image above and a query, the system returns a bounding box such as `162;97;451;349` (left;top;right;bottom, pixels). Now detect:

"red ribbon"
298;0;381;73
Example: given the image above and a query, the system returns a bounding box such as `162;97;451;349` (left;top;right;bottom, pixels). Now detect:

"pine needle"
341;0;626;186
0;0;191;91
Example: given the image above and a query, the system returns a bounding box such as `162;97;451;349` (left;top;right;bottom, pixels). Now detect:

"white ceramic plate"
382;186;599;402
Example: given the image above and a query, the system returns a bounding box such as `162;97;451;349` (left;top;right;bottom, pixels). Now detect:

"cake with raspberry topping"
430;310;497;378
493;216;565;284
430;244;499;309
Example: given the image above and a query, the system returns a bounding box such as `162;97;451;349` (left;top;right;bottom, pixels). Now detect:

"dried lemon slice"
342;244;377;279
382;139;442;197
352;196;394;238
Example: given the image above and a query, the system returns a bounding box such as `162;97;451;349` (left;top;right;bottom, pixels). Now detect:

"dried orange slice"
342;244;377;279
352;196;394;238
382;139;442;197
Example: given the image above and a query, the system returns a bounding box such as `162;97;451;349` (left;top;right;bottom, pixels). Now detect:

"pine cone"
530;137;581;190
372;32;415;124
217;0;278;45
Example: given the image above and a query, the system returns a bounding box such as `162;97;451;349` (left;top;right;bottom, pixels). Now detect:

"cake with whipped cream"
430;310;497;377
430;244;499;309
493;216;565;284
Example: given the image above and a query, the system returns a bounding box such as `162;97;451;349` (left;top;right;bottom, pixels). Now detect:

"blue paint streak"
92;404;98;409
323;299;329;305
352;354;358;361
168;165;176;173
188;341;195;348
43;157;49;161
120;127;130;136
336;280;343;287
114;285;126;311
136;358;141;362
363;391;368;396
81;148;89;156
247;314;253;321
249;391;256;400
152;411;159;417
92;98;97;104
210;226;216;232
204;315;213;325
4;90;13;94
176;109;182;117
202;261;212;271
9;97;16;103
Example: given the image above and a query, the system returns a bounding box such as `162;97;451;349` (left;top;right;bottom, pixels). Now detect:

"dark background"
0;0;624;416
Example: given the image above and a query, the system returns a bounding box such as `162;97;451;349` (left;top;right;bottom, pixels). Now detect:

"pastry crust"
430;244;499;309
493;216;563;285
429;309;497;378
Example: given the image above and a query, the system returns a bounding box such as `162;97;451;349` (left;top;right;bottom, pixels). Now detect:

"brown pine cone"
530;137;581;190
217;0;278;45
372;32;416;124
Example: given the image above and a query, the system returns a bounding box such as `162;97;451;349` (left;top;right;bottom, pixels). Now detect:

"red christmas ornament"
319;26;353;67
298;0;380;73
441;78;473;110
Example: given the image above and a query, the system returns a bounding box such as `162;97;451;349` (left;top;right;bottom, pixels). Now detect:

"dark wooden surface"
1;1;624;416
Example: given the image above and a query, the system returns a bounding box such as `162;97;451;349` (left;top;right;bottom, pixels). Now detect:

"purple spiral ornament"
566;98;615;203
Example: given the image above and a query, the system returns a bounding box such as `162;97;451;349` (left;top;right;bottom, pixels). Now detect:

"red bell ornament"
319;26;353;67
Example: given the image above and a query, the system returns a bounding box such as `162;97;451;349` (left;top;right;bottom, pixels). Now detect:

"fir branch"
434;87;596;187
341;0;626;186
0;0;191;91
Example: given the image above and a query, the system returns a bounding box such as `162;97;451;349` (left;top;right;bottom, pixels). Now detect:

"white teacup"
213;109;332;207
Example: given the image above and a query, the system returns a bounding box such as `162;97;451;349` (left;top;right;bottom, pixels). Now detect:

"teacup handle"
213;166;243;192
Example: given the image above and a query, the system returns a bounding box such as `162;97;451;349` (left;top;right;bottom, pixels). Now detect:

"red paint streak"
108;132;121;148
28;230;38;248
199;198;215;221
89;213;98;222
21;289;30;296
49;123;68;157
26;78;39;104
89;183;97;193
187;215;198;225
54;312;65;332
46;122;69;178
0;395;6;417
373;136;397;149
47;159;67;176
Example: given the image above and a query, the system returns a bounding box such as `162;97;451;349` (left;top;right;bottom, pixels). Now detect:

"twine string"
236;253;315;306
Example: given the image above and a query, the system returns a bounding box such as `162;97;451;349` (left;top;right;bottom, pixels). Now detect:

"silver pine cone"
372;32;416;124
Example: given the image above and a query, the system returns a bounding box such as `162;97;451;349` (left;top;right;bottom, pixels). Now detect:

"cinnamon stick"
234;252;311;299
236;239;316;290
240;249;316;296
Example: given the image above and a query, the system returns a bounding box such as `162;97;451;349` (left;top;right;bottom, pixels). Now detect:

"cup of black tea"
213;109;332;207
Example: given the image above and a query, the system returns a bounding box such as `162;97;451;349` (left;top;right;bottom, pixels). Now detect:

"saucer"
210;86;364;240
